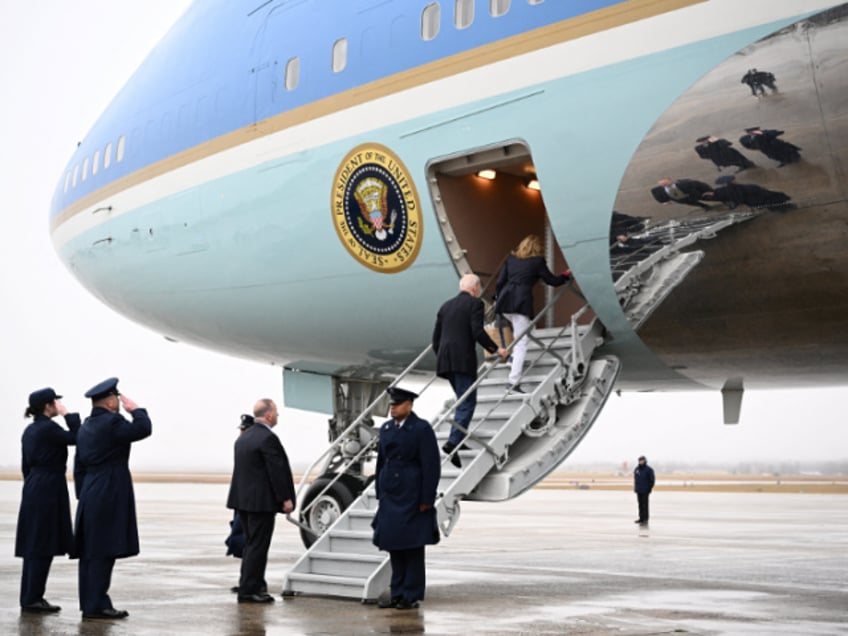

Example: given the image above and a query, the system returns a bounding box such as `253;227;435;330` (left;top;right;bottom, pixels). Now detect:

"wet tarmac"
2;480;846;635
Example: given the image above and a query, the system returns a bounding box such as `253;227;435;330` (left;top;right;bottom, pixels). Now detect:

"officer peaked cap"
85;377;120;400
387;386;418;404
29;387;62;409
695;135;710;143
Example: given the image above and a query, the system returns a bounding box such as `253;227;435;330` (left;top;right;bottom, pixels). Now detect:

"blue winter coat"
15;413;80;558
634;464;655;494
73;406;152;559
372;412;441;551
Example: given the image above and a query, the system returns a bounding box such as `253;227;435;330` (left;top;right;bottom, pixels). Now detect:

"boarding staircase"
611;212;757;328
282;288;620;601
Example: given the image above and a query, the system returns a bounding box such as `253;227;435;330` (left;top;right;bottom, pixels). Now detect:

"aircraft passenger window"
490;0;510;16
332;38;348;73
64;171;71;193
455;0;474;28
81;157;89;182
421;3;441;41
72;164;79;188
104;142;113;169
285;56;300;90
116;135;126;162
92;149;100;176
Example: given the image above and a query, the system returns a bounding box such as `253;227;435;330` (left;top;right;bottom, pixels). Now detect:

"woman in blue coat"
372;387;440;609
16;387;79;613
495;234;571;391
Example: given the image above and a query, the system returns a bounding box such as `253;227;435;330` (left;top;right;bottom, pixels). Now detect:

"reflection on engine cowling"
609;5;848;388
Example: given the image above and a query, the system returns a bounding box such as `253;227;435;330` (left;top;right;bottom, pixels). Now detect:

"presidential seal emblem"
331;143;422;273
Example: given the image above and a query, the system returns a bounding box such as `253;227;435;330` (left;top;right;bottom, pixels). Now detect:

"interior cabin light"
477;169;496;180
526;179;540;191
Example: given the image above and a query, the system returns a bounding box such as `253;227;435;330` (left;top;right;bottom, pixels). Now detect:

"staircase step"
308;551;386;577
285;572;368;598
327;529;376;553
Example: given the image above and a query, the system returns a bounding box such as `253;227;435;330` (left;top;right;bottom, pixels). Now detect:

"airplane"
49;0;848;589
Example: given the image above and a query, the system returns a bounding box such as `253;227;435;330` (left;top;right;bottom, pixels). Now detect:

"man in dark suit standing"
633;455;655;526
650;177;713;210
226;398;295;603
372;387;440;610
74;377;151;620
433;274;507;468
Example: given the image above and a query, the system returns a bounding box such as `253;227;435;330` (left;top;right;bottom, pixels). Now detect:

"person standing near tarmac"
634;456;655;526
226;399;296;604
16;388;79;614
73;377;152;620
372;387;440;610
694;135;755;173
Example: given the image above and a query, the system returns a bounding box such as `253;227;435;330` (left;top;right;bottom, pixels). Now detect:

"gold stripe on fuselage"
52;0;703;231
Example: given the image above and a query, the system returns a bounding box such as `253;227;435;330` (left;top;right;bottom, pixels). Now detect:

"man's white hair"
459;274;481;292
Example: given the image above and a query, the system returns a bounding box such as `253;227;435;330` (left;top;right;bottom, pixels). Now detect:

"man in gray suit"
226;399;296;603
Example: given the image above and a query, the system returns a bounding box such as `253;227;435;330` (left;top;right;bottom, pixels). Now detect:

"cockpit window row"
64;135;125;193
61;0;543;195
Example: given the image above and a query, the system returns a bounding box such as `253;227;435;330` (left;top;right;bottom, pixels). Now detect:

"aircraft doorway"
427;142;584;327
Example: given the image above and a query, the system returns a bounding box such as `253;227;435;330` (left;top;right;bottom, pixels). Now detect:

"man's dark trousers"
637;492;650;523
239;511;275;594
389;547;426;602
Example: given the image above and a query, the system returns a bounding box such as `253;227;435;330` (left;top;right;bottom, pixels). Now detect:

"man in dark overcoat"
433;274;507;467
372;387;440;610
226;399;295;604
708;174;794;211
633;455;655;525
650;177;714;210
73;377;151;620
16;387;79;613
694;135;755;172
739;127;801;167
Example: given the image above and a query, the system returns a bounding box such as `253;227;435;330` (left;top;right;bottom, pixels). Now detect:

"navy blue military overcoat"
372;412;440;551
15;413;80;558
73;406;152;559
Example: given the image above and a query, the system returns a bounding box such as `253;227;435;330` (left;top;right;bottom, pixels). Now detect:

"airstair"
611;212;757;328
282;290;620;601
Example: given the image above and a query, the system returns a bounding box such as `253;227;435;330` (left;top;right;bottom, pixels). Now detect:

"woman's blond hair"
513;234;544;259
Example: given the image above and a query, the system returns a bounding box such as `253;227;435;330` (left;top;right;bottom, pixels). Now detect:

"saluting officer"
16;387;79;613
73;377;152;620
372;387;441;610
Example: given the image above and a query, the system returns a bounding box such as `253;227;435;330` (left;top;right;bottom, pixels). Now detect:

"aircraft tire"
299;476;355;548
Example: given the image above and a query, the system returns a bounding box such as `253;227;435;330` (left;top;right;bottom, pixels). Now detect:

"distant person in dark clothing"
694;135;755;172
651;178;714;210
372;387;440;610
226;399;296;604
739;127;801;167
741;68;777;96
74;377;151;620
708;174;794;211
433;274;507;468
495;234;571;391
16;388;79;614
633;455;655;525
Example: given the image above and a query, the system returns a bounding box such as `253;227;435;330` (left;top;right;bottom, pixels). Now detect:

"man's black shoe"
238;593;274;604
510;384;526;394
377;596;400;609
232;585;267;594
396;599;420;610
82;608;129;620
442;443;462;468
21;599;61;613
